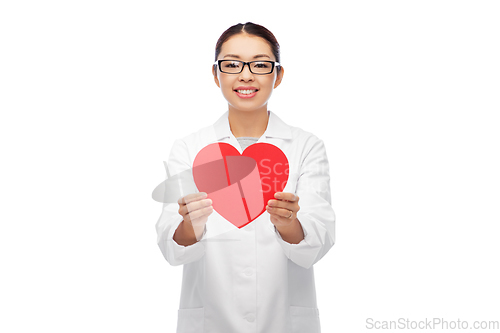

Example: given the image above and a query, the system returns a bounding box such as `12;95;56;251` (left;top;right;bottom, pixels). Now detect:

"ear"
212;65;220;88
274;66;284;89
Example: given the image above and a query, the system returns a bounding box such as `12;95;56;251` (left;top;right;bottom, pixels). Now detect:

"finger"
266;205;293;219
269;214;293;227
179;199;212;216
178;192;207;205
186;198;212;213
274;192;298;202
190;208;214;227
186;205;213;222
267;199;297;211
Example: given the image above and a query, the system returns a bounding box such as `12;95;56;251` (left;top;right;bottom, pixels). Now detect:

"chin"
228;99;270;113
230;103;268;113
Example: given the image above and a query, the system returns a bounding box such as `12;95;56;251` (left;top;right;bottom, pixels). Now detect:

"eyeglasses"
214;60;281;75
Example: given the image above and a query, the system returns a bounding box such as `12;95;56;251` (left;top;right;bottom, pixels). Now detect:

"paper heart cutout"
193;142;289;228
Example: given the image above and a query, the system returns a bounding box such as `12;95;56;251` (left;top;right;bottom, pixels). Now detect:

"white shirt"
156;111;336;333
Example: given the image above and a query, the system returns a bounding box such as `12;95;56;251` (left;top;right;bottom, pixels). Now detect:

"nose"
238;63;254;81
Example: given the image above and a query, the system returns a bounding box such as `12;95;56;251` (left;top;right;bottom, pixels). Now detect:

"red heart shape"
193;142;289;228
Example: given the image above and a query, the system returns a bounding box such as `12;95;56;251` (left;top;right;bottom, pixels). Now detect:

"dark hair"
214;22;282;73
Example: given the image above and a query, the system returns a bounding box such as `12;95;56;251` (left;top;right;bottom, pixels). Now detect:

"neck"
228;106;269;138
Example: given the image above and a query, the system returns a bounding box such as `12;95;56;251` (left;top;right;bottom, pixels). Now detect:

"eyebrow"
223;54;271;59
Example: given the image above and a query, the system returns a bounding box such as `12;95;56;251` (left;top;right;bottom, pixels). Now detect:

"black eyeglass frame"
214;60;281;75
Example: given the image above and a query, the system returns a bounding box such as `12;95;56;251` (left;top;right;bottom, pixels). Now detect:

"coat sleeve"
155;139;206;266
274;137;336;269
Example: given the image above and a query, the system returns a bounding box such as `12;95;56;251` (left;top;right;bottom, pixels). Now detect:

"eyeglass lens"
220;61;274;74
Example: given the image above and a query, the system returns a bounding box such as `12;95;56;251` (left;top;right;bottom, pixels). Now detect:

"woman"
156;22;335;333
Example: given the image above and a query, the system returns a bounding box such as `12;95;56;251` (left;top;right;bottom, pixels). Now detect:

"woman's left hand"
266;192;300;228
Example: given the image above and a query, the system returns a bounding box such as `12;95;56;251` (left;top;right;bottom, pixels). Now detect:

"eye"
253;62;270;68
223;61;241;68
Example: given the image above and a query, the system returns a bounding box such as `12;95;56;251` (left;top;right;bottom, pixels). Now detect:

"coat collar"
213;110;292;141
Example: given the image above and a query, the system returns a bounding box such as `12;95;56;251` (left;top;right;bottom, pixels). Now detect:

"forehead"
219;34;274;60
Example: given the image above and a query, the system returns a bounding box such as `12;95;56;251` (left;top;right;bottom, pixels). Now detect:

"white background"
1;0;499;332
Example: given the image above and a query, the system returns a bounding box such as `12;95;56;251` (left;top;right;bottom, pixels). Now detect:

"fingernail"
274;192;282;198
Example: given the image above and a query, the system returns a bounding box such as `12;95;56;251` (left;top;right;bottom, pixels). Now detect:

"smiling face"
212;33;284;114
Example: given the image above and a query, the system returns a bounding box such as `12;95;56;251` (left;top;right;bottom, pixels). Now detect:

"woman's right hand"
175;192;213;243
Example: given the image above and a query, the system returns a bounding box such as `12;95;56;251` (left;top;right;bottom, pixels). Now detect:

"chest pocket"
177;307;204;333
290;306;321;333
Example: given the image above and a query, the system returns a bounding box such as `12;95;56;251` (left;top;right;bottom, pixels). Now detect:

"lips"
234;86;258;98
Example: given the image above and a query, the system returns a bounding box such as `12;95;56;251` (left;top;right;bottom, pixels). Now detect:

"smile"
236;89;257;94
234;88;258;99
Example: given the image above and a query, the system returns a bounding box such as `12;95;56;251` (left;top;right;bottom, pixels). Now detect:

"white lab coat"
156;111;335;333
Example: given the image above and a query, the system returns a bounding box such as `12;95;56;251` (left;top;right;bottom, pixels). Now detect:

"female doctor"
156;22;335;333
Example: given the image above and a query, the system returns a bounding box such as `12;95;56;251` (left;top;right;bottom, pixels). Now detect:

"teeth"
237;89;257;94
